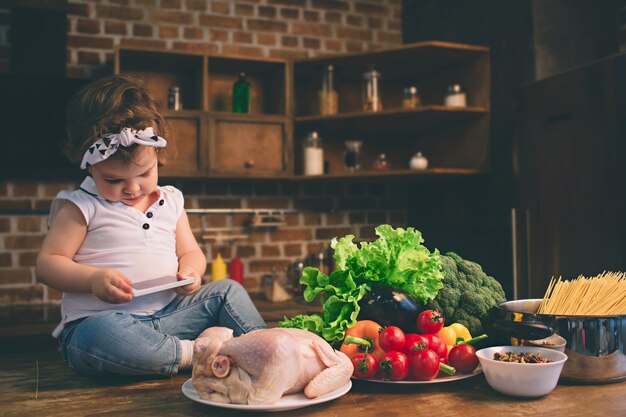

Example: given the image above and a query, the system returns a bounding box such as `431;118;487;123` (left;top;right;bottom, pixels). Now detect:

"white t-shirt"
49;177;185;337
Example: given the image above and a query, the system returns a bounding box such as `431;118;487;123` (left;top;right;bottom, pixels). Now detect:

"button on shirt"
48;177;186;337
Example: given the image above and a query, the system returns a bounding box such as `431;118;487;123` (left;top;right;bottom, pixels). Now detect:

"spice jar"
409;152;429;170
362;68;382;112
444;84;467;107
343;140;363;172
402;86;421;109
303;132;324;176
168;86;182;111
318;64;338;115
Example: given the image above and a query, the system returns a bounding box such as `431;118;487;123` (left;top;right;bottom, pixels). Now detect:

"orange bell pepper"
339;320;385;361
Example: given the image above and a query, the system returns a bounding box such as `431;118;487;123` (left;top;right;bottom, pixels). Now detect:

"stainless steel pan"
492;299;626;384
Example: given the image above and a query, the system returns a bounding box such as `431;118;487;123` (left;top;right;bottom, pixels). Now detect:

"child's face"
88;146;159;207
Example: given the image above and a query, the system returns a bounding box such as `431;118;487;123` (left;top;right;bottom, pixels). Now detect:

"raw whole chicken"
191;327;353;405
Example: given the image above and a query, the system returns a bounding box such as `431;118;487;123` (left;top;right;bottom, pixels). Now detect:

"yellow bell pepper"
435;322;473;350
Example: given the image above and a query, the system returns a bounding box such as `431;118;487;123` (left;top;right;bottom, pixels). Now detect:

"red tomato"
448;344;479;374
350;352;379;379
423;334;447;358
403;333;429;354
378;350;409;381
408;348;440;381
417;310;444;334
378;326;406;352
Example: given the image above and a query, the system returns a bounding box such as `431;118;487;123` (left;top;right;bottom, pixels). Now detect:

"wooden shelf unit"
114;41;490;180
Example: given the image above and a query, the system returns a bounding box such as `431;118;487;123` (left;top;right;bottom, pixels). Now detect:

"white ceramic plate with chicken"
360;365;482;384
182;379;352;412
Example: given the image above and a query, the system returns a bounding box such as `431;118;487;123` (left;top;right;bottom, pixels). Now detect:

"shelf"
161;168;483;182
295;41;489;79
295;106;487;135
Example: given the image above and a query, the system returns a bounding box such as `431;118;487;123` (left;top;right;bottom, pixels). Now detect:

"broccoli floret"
426;252;506;335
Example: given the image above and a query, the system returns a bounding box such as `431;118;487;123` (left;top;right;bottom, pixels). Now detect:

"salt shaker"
444;84;467;107
409;152;429;170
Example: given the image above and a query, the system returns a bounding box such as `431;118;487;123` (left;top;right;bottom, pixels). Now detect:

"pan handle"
492;320;554;340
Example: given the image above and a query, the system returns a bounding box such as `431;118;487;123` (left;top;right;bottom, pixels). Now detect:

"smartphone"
131;276;195;297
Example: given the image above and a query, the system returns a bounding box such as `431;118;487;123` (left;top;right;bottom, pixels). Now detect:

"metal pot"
491;299;626;384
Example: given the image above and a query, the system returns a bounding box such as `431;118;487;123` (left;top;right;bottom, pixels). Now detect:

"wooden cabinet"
114;47;292;178
115;41;489;180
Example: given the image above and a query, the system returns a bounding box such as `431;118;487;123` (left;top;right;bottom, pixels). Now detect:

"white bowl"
527;334;567;352
476;346;568;397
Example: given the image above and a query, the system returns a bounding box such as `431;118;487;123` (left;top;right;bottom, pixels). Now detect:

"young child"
36;75;266;377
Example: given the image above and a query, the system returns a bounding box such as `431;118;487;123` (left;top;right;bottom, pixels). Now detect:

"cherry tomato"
417;309;444;334
378;326;406;352
448;344;479;374
403;333;429;354
423;333;447;358
350;352;379;379
378;350;409;381
408;348;440;381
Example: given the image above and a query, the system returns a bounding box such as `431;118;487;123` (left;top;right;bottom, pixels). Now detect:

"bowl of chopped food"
476;345;568;397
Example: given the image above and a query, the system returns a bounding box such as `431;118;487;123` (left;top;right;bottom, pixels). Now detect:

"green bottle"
232;72;251;113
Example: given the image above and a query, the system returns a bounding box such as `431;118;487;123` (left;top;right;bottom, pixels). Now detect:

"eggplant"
357;285;426;333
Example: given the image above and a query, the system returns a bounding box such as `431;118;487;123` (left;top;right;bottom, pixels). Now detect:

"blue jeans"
58;279;266;376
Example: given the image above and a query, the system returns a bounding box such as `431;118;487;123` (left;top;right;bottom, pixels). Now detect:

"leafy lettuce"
279;225;444;343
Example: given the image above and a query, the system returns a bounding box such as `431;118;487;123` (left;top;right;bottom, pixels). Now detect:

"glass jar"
303;132;324;176
343;140;363;172
362;68;382;112
232;72;251;113
402;86;421;109
372;153;389;171
318;64;338;115
168;86;182;111
409;151;429;170
444;84;467;107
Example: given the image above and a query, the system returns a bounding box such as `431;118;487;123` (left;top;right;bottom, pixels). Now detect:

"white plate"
360;365;482;384
132;276;194;297
181;378;352;412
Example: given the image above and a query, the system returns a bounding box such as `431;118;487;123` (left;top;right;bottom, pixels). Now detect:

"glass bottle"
343;140;363;172
318;64;338;115
303;131;324;176
232;72;251;113
362;68;382;112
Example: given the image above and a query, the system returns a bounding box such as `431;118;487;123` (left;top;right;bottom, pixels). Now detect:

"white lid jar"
444;84;467;107
409;151;429;170
303;132;324;176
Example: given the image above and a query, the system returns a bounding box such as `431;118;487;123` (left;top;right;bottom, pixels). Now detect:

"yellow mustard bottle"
211;253;227;281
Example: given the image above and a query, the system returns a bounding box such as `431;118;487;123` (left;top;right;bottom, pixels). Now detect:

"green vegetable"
426;252;506;336
280;225;444;344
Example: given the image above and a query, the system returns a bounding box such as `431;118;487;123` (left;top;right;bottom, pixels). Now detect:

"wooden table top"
1;350;624;417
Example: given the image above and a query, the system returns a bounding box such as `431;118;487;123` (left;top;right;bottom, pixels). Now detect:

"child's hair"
65;74;174;166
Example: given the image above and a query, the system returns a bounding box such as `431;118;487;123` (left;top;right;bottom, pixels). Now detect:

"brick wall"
0;0;402;77
0;0;405;305
0;180;407;305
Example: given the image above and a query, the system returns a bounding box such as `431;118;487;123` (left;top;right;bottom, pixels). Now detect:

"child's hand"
90;269;133;304
174;268;201;296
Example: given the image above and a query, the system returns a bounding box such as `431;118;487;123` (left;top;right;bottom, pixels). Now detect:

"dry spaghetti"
537;272;626;316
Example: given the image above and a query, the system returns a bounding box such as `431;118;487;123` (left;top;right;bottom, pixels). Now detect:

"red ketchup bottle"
229;255;244;286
